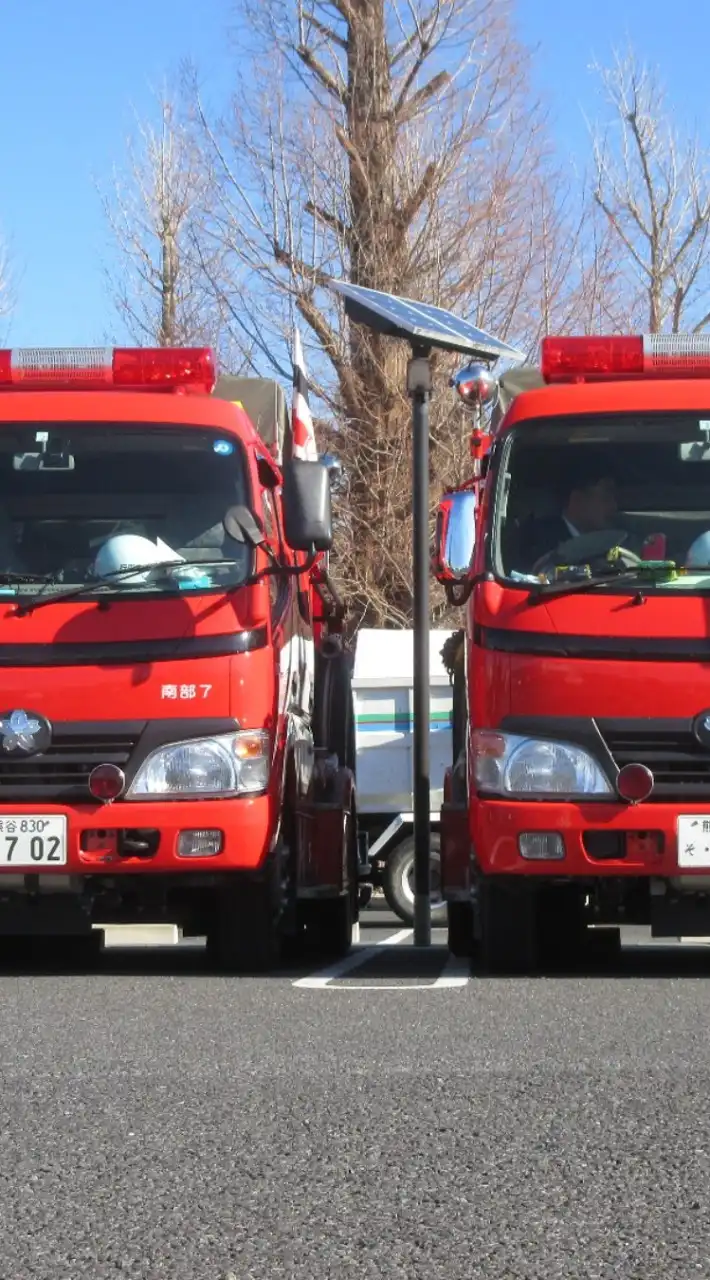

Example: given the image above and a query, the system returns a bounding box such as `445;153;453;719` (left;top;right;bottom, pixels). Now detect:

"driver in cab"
518;461;620;574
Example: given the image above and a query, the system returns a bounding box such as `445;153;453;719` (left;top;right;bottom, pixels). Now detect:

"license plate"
0;816;67;867
677;816;710;869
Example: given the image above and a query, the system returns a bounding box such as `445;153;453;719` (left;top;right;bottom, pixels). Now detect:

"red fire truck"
0;345;358;971
434;334;710;972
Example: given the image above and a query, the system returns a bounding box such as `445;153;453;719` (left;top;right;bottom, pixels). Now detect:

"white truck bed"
352;628;455;815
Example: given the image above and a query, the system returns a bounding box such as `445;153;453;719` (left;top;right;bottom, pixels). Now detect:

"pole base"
413;895;432;947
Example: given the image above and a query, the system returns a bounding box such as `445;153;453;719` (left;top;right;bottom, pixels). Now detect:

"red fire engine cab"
434;334;710;972
0;345;358;971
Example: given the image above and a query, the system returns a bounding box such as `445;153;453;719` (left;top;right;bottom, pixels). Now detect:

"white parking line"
379;928;413;946
329;954;471;992
432;955;471;988
293;927;411;988
292;927;470;990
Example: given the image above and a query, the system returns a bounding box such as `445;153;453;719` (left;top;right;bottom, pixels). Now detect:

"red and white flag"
291;328;318;461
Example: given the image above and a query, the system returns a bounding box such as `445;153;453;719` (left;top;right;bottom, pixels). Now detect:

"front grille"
599;720;710;802
0;728;139;801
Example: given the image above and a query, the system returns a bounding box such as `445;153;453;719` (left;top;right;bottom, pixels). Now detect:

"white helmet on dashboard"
93;534;182;585
685;531;710;570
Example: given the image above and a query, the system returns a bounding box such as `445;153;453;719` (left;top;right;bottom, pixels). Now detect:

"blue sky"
515;0;707;148
0;0;706;348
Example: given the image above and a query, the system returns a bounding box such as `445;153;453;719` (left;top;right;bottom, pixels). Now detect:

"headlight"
473;730;613;797
126;731;270;799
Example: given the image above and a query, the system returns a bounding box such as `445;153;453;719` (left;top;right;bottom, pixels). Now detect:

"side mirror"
432;489;476;584
282;458;333;552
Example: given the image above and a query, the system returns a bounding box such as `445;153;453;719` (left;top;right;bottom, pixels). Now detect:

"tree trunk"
342;2;415;623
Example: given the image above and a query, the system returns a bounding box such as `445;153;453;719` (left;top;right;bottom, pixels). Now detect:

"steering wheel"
532;528;640;577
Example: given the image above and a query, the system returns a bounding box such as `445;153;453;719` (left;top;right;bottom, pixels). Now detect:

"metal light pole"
325;277;522;951
408;347;432;947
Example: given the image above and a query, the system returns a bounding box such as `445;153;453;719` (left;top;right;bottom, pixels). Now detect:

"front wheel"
537;883;587;971
383;835;448;927
207;880;281;974
447;901;474;958
478;878;539;975
304;891;354;960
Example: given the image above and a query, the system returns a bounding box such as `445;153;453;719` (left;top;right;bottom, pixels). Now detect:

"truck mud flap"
297;763;355;897
440;777;472;901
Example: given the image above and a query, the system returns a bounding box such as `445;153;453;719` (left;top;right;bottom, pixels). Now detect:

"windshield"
0;422;251;599
492;412;710;591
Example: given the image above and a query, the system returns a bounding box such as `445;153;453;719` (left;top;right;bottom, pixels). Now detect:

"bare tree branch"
188;0;607;626
589;47;710;333
99;83;248;368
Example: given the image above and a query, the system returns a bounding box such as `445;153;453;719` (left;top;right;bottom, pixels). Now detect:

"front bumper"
0;795;275;875
475;800;710;877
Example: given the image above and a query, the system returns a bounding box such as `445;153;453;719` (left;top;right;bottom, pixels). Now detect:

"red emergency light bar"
541;334;710;383
0;347;216;394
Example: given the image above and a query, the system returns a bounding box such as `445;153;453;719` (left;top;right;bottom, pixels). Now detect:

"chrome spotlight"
449;362;498;408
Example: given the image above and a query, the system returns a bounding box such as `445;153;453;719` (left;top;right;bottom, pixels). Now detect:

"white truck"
353;628;455;925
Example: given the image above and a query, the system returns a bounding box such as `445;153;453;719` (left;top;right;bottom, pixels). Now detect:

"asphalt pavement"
3;908;710;1278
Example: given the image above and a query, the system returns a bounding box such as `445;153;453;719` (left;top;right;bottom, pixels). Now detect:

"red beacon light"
616;762;654;804
541;334;710;384
0;347;216;395
88;763;126;803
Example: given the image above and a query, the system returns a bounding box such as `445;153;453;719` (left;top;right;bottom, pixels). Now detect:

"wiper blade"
529;569;641;602
0;571;56;586
529;560;677;602
17;559;244;616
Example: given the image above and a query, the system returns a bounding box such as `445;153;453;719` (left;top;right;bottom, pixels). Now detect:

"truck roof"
492;363;710;429
0;369;290;461
0;388;262;432
213;376;289;458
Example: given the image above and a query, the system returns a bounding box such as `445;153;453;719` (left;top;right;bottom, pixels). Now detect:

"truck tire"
586;925;621;958
478;878;539;975
208;880;281;974
383;835;448;927
537;883;587;971
447;901;474;957
307;891;354;959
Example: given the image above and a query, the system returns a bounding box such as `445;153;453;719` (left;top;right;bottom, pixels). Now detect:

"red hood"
0;590;271;722
477;582;710;721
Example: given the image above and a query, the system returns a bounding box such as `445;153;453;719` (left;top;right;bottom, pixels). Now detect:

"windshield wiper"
528;561;677;603
15;560;245;616
0;571;57;586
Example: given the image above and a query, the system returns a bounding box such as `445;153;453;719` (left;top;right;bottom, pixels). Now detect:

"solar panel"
328;280;524;362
